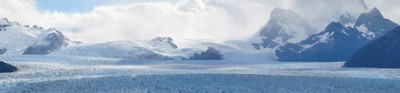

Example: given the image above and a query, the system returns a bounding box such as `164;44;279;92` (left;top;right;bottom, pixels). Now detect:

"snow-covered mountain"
23;30;70;55
345;26;400;68
276;22;368;62
0;18;72;55
252;8;316;49
354;8;398;40
275;8;398;62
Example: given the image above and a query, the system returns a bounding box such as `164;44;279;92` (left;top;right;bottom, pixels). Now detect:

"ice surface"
0;56;399;92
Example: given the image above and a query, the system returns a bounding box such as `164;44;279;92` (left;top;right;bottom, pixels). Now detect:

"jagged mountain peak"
354;7;398;39
354;7;383;20
355;8;386;26
367;7;383;18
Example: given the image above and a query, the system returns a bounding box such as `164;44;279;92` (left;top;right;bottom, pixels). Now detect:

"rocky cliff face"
187;47;224;60
345;26;400;68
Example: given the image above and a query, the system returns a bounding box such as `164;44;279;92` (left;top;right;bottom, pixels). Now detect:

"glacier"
0;57;400;93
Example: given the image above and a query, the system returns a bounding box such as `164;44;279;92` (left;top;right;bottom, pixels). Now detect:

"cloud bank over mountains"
1;0;399;42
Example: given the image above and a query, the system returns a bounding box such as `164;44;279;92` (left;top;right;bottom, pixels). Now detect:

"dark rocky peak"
366;7;383;18
325;22;345;32
0;48;6;55
187;47;223;60
30;25;44;30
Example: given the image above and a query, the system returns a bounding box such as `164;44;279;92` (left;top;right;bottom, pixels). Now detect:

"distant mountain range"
276;22;368;61
1;7;399;67
254;8;398;62
0;18;227;60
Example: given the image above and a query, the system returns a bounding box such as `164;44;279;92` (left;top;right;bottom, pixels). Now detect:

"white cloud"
0;0;45;26
0;0;399;43
41;0;272;42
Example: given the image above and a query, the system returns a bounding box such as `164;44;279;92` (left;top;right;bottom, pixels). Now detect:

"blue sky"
36;0;103;13
35;0;179;13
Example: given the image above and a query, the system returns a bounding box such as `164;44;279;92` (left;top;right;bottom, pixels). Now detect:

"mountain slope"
345;26;400;68
52;41;173;60
276;22;368;62
253;8;316;49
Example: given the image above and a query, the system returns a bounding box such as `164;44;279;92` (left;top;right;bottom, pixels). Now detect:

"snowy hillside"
0;18;72;55
52;41;174;60
51;38;272;61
